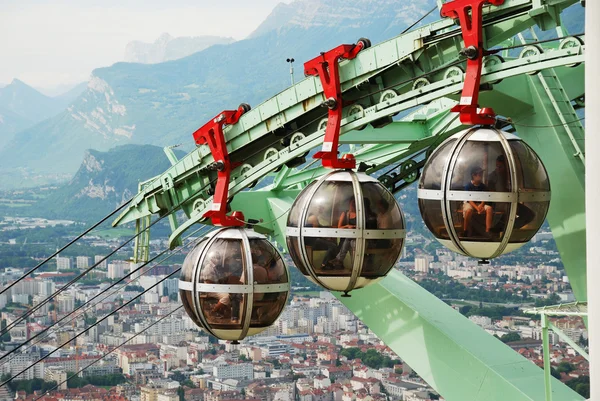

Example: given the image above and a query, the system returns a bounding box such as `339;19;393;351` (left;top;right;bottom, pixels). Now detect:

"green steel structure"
113;0;586;399
523;303;589;401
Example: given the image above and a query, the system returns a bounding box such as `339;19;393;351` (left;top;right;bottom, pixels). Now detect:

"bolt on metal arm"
441;0;504;125
192;105;250;226
304;39;370;169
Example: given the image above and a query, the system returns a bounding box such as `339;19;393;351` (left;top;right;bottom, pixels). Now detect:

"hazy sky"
0;0;289;92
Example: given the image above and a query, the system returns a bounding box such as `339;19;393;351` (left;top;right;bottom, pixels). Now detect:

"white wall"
586;1;599;398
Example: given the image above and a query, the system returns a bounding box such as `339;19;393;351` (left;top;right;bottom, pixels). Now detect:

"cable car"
418;127;551;262
179;228;290;342
286;170;406;296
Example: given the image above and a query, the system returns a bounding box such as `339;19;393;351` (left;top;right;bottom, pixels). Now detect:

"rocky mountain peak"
249;0;433;38
124;33;235;64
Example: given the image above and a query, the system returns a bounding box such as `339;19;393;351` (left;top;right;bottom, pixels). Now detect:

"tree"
500;332;521;343
170;371;186;383
535;293;561;307
339;348;400;369
7;378;58;394
566;376;590;398
0;320;11;343
459;305;473;315
182;379;195;388
125;285;144;292
574;383;590;399
84;315;97;326
556;361;574;373
66;373;125;388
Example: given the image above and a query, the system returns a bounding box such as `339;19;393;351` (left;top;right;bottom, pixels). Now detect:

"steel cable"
0;224;212;366
0;199;132;297
31;305;184;401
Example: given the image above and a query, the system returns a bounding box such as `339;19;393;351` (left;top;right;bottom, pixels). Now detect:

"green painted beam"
507;67;586;302
339;123;428;144
231;194;583;401
335;272;584;401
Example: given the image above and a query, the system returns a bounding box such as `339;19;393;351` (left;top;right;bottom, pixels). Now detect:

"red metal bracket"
192;106;248;227
441;0;504;125
304;39;369;169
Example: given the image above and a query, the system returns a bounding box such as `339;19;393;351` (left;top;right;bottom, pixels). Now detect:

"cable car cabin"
286;170;406;296
179;228;290;342
418;127;551;262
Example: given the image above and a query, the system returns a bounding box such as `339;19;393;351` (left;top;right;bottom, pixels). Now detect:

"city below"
0;227;588;401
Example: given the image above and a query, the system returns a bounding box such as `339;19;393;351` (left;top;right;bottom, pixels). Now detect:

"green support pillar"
335;272;583;401
541;314;552;401
512;67;586;302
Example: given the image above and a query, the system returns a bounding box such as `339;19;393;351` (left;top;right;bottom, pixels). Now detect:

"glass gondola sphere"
286;170;406;296
179;228;290;342
418;127;551;261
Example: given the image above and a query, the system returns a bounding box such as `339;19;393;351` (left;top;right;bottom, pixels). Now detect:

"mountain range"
36;144;184;221
125;33;236;64
0;0;438;185
0;0;586;211
0;79;86;150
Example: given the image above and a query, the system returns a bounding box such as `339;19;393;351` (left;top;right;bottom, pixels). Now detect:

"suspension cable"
1;105;318;337
0;214;164;337
31;305;184;401
0;224;212;365
0;198;132;297
0;263;187;387
401;6;438;35
0;175;218;338
488;32;585;54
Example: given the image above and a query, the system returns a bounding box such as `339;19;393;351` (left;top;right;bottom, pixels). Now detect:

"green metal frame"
112;1;586;400
524;302;589;401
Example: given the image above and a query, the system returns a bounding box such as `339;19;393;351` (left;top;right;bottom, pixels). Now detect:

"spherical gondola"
179;228;290;342
418;127;551;262
286;170;406;296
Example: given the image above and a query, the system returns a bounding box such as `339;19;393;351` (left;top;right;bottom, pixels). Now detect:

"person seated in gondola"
305;203;339;271
328;197;377;268
487;154;535;229
463;167;493;238
251;248;286;323
200;251;235;319
374;197;394;249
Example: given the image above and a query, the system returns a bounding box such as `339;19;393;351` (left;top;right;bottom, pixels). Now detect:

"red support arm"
441;0;504;125
304;40;367;169
192;106;247;227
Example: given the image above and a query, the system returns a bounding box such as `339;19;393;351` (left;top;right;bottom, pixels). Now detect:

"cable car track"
113;42;584;248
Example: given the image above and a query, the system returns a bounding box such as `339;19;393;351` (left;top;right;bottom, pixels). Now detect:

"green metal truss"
112;1;586;399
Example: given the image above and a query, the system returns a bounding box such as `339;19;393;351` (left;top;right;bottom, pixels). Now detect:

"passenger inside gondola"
305;203;339;270
462;167;494;238
328;197;377;269
488;154;535;230
250;241;287;325
200;250;234;319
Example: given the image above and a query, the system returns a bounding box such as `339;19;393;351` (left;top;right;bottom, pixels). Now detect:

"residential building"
76;256;91;269
213;362;253;380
